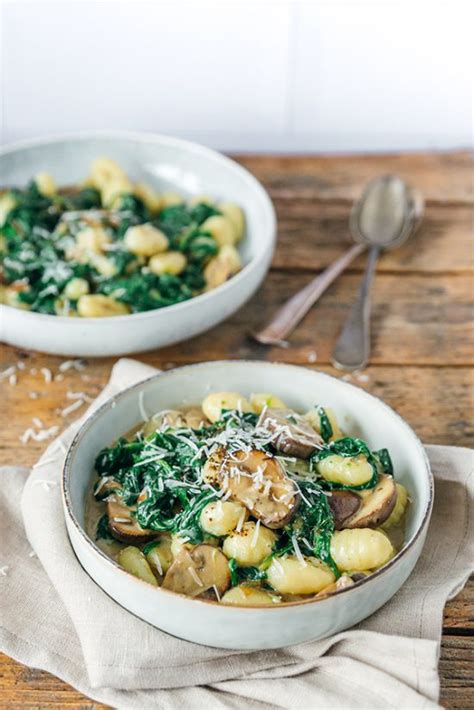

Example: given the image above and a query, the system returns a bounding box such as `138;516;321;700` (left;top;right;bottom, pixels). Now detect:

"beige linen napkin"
1;359;472;709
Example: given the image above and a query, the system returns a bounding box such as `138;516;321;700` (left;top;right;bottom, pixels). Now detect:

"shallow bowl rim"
62;360;434;610
0;129;276;324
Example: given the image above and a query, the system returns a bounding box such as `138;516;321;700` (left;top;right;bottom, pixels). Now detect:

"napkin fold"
1;358;472;709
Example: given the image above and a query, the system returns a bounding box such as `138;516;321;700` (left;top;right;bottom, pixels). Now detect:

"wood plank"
1;352;472;467
439;636;474;709
0;653;108;707
273;201;474;273
443;579;474;631
133;271;471;367
1;630;472;708
234;151;474;205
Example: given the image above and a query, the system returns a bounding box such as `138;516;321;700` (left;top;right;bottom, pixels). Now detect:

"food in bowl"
0;158;245;316
87;390;409;605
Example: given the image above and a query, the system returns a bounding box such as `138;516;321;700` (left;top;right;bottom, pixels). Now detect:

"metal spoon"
252;241;365;346
331;175;423;370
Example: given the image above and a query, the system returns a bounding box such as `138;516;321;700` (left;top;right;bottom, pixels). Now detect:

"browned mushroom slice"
220;449;299;529
343;475;397;529
327;490;362;530
258;408;324;459
162;544;231;598
106;494;155;544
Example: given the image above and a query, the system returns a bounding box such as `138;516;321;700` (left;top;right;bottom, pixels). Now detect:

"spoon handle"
253;243;365;345
331;245;380;370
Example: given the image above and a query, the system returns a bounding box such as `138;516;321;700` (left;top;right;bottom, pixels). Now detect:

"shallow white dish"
63;361;433;650
0;132;275;356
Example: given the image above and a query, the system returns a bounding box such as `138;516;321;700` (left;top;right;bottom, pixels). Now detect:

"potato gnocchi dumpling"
330;529;394;572
250;392;286;414
266;556;335;595
221;585;279;605
316;454;374;487
0;158;246;316
381;483;409;530
200;501;247;537
202;391;253;423
223;522;276;567
87;390;409;605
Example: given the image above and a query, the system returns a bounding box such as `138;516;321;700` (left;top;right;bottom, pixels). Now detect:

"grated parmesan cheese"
187;566;203;587
40;367;52;384
67;390;93;402
61;399;86;417
0;366;16;380
20;425;59;444
59;359;87;372
292;535;307;566
250;519;261;548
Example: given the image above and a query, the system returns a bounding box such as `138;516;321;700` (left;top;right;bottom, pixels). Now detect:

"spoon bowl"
351;175;422;250
332;176;423;370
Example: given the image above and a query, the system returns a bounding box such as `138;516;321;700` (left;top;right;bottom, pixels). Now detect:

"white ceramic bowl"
0;132;275;356
63;361;433;650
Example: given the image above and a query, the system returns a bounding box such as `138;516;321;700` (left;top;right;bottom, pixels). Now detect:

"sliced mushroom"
162;544;231;598
106;489;155;543
258;408;324;459
343;474;397;529
212;448;299;529
327;490;362;530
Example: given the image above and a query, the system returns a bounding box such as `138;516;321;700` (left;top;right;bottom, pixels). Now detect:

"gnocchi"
200;501;247;537
218;202;245;241
202;391;253;423
117;546;158;586
145;538;174;576
266;556;335;595
316;454;373;486
250;392;286;414
35;172;57;197
381;483;409;530
201;215;236;247
77;294;130;317
221;585;279;605
75;226;111;254
330;529;394;572
134;183;163;213
149;251;187;276
222;522;276;567
304;406;343;440
64;277;90;300
124;224;169;257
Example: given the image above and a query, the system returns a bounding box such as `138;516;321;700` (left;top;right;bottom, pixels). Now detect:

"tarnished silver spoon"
331;175;423;370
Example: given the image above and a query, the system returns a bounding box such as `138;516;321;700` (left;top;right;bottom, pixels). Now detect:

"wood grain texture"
236;151;474;205
273;202;474;273
1;150;472;708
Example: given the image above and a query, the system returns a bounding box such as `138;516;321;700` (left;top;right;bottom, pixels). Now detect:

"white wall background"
1;0;472;153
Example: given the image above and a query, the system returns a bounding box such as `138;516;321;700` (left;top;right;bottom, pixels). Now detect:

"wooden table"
1;151;473;708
